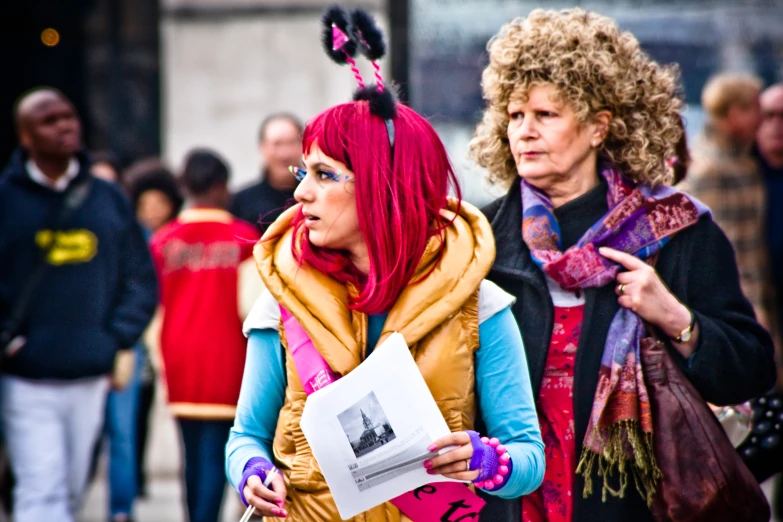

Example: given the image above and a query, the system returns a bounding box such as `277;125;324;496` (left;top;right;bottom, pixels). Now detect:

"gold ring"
618;284;626;296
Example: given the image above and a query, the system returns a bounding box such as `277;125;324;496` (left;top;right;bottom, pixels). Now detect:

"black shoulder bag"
0;177;93;353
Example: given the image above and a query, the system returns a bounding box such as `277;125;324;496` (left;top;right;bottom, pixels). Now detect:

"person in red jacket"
149;149;259;522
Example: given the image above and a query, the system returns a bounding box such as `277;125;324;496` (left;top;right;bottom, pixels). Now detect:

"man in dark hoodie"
0;88;157;522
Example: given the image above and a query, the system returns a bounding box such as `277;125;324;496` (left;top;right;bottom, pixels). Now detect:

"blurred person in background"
230;113;302;233
90;151;123;184
123;159;183;499
756;84;783;379
88;151;137;522
149;149;259;522
125;159;184;235
470;11;775;521
0;88;157;522
88;158;182;521
682;75;783;451
681;74;778;338
738;84;783;508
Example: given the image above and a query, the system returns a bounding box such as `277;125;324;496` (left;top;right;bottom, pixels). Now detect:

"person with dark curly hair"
90;158;183;521
124;159;184;234
470;8;775;522
116;158;184;507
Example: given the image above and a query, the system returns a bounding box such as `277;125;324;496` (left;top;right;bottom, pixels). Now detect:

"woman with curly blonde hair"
472;8;775;522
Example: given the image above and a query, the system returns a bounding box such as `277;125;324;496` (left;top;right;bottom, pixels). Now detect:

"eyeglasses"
288;166;352;184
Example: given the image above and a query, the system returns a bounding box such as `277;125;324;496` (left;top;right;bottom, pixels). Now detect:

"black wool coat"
476;177;776;522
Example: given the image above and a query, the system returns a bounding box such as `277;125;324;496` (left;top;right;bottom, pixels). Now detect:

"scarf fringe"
576;420;662;507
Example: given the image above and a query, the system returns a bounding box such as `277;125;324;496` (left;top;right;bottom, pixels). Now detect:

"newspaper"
300;332;459;520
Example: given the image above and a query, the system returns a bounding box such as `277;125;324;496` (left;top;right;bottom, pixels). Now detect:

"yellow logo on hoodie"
35;229;98;265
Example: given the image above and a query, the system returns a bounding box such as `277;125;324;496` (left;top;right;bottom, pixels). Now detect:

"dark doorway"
0;0;160;170
0;1;90;165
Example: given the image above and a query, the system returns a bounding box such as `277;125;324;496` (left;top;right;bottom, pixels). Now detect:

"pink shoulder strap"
278;305;486;521
279;305;339;394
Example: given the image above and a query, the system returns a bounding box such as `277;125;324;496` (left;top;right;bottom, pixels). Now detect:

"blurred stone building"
0;0;388;191
0;0;160;168
160;0;388;190
2;0;782;202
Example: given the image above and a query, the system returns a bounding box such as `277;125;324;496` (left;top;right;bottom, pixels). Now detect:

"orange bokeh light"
41;28;60;47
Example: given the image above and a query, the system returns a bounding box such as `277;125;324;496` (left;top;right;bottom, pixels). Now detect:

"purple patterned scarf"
520;163;709;504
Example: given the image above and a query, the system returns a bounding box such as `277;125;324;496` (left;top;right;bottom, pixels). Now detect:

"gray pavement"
78;384;244;522
79;473;242;522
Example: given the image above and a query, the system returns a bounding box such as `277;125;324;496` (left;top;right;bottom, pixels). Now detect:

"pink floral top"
522;305;584;522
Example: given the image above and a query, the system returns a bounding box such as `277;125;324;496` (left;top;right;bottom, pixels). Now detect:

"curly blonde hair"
469;8;683;187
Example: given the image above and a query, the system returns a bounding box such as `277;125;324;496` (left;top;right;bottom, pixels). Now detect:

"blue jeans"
105;346;144;518
178;419;233;522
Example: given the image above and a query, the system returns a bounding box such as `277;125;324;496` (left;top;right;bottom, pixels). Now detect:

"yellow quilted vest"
254;199;495;522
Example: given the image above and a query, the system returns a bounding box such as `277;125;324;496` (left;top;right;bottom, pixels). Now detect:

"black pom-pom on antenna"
350;9;386;60
353;85;397;120
321;5;357;64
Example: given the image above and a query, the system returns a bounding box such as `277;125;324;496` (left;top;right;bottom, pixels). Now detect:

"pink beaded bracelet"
474;436;511;490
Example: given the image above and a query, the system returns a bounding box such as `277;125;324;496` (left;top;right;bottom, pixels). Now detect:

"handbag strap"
0;176;93;348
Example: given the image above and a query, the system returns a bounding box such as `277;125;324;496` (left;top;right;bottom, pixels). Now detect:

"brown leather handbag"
640;336;770;522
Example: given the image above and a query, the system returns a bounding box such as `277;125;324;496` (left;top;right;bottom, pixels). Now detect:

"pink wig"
292;101;461;314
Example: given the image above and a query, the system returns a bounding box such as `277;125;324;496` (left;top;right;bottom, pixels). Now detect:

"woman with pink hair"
224;6;544;521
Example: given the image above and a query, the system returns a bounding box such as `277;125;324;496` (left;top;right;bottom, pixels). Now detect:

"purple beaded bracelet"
465;431;512;490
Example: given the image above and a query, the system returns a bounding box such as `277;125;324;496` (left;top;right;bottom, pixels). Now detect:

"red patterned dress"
522;304;584;522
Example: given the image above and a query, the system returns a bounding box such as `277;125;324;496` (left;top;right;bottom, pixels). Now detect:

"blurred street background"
4;0;781;207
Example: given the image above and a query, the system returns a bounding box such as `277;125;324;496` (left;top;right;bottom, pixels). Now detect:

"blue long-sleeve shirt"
226;306;544;499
